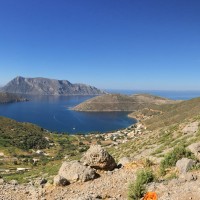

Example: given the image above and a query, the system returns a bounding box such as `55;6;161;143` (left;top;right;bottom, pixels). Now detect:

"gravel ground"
1;169;200;200
0;167;137;200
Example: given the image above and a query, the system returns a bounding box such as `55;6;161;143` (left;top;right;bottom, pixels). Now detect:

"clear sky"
0;0;200;90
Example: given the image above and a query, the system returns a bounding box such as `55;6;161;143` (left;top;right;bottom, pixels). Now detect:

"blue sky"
0;0;200;90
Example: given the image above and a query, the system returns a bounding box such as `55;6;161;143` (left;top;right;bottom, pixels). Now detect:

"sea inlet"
0;95;136;134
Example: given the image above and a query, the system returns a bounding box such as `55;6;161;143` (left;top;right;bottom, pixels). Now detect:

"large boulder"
58;160;97;183
176;158;196;174
187;142;200;160
81;145;117;170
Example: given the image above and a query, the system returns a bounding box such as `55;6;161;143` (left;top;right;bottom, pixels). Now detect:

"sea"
0;90;200;134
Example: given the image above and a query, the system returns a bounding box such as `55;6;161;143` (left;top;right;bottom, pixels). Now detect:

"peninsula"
73;93;178;112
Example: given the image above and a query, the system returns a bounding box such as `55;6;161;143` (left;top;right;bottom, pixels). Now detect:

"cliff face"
1;76;106;96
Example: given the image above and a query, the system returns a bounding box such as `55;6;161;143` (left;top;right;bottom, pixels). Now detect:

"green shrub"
144;158;154;168
128;169;154;200
0;116;50;150
160;145;194;175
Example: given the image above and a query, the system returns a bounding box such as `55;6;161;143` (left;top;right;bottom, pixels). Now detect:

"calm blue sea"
0;95;136;134
0;90;200;134
107;90;200;100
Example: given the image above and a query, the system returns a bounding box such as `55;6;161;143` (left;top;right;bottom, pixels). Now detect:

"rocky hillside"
1;96;200;199
130;93;177;105
73;93;177;112
129;96;200;131
0;92;27;103
1;76;106;95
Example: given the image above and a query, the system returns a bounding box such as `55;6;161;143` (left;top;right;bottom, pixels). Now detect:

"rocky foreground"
1;138;200;200
1;170;200;200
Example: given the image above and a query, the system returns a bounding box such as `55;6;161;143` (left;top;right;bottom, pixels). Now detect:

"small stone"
54;175;70;186
176;158;196;174
9;180;18;185
187;142;200;160
40;178;47;185
114;168;119;172
117;157;130;167
107;171;113;176
184;173;197;182
0;178;5;185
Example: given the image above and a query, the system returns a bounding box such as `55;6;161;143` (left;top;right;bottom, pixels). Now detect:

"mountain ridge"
1;76;106;96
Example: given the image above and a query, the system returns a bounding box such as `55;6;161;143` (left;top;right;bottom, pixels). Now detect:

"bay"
1;90;200;134
0;95;136;134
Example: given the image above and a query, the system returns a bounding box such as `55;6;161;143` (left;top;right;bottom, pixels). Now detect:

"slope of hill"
141;96;200;130
73;93;177;112
0;92;27;103
1;76;106;96
130;93;177;105
0;116;50;150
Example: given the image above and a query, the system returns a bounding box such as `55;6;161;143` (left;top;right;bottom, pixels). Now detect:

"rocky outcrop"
81;145;117;170
188;142;200;160
182;122;199;134
176;158;196;174
58;160;97;183
1;76;106;96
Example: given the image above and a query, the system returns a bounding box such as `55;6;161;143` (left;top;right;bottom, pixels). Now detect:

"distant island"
0;92;28;103
72;93;178;112
1;76;106;96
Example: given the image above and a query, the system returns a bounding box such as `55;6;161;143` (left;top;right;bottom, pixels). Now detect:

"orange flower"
143;192;158;200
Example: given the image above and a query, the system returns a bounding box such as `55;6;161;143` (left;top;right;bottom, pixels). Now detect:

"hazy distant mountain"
0;92;27;103
1;76;106;96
